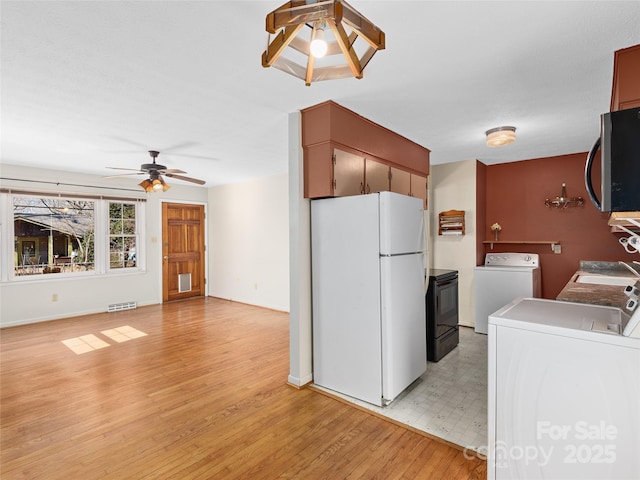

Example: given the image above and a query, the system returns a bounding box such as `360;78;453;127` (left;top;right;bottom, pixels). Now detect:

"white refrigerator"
311;192;427;406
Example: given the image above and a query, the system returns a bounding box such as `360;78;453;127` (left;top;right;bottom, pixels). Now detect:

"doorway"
162;202;206;302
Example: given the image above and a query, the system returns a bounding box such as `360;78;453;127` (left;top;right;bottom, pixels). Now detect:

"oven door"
435;276;458;337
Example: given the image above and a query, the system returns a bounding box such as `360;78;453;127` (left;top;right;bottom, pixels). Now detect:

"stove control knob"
524;255;531;262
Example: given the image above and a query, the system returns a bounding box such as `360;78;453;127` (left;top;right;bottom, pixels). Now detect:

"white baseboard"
288;373;313;387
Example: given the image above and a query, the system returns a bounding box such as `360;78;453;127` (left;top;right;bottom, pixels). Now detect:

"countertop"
556;261;639;307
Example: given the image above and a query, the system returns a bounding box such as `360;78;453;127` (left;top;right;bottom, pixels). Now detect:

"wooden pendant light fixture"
261;0;385;86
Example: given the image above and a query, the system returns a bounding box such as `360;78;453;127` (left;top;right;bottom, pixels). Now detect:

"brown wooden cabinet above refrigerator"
610;44;640;111
301;101;430;207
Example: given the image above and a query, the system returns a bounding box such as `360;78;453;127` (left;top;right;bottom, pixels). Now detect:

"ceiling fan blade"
165;173;206;185
158;168;187;174
106;166;143;172
161;142;200;152
165;152;221;161
107;136;149;149
103;172;145;179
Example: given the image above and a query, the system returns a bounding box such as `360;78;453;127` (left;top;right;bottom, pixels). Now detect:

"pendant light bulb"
310;28;327;58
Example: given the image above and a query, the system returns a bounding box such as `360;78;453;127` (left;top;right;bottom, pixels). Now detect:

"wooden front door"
162;203;205;302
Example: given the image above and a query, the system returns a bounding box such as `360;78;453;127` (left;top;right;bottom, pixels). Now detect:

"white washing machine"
474;252;541;334
488;297;640;479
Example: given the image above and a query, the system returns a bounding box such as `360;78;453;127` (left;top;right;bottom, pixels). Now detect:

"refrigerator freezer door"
380;253;427;403
379;192;424;255
311;195;383;406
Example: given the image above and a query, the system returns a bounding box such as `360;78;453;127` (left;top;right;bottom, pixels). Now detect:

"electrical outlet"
553;244;562;254
52;293;58;302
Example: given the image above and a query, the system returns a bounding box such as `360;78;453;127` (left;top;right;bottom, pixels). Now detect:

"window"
109;202;138;269
3;192;145;281
13;196;95;276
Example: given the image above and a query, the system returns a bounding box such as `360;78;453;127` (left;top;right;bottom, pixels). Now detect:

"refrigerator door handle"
422;209;429;294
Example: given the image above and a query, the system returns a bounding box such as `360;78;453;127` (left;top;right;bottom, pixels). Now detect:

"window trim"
106;200;145;274
1;192;146;283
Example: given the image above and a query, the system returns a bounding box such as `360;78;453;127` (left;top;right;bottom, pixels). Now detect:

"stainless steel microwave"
585;106;640;212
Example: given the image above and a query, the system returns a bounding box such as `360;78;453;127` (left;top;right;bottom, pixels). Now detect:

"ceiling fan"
105;150;206;192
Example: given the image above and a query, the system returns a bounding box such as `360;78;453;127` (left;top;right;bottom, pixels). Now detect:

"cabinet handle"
366;183;371;194
360;182;364;194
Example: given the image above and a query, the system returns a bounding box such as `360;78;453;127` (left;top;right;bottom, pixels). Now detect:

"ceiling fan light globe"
139;178;153;192
152;179;164;191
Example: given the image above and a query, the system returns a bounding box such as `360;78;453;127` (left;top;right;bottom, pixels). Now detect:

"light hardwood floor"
1;297;486;479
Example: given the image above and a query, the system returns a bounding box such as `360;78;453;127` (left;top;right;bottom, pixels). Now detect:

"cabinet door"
611;44;640;111
334;149;364;197
410;173;427;209
365;158;389;194
390;167;411;196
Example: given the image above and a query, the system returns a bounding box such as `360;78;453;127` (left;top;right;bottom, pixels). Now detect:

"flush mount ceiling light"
261;0;385;86
486;126;516;147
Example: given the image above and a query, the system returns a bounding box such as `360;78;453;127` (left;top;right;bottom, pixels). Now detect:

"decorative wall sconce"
261;0;385;86
545;183;584;208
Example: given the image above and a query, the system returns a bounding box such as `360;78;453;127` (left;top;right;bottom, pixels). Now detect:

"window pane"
108;202;138;270
122;204;135;219
13;196;95;276
123;219;136;235
124;237;136;267
109;218;122;235
110;252;124;269
109;203;123;218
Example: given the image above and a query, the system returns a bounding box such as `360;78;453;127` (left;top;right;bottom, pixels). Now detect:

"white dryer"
474;252;541;334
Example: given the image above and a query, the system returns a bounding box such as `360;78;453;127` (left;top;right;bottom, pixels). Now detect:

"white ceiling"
2;1;639;188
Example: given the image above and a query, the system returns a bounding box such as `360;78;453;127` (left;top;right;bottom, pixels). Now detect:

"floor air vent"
107;301;137;313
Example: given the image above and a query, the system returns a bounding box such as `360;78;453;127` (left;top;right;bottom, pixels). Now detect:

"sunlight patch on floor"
101;325;148;343
62;326;148;354
62;334;110;354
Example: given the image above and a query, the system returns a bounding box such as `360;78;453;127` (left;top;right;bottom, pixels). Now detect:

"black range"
426;269;459;362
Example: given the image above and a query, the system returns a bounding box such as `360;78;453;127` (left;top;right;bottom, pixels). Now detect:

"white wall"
287;111;312;386
0;164;208;326
430;160;478;327
208;174;290;312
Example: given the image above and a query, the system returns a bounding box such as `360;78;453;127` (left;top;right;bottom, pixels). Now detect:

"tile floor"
316;326;488;452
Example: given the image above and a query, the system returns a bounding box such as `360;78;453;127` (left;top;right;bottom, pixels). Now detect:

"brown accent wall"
482;152;633;300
